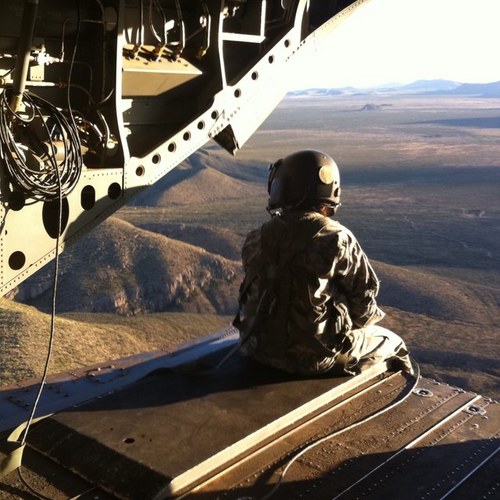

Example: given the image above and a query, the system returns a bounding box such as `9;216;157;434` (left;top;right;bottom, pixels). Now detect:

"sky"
292;0;500;89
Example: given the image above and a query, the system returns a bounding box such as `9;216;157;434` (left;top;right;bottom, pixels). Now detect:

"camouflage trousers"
240;325;413;376
308;325;413;376
343;325;413;375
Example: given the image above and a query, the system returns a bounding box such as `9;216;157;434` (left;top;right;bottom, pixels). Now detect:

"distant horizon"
290;78;500;92
291;0;500;91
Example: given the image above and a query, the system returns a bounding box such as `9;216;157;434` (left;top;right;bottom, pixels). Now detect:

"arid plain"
2;88;499;399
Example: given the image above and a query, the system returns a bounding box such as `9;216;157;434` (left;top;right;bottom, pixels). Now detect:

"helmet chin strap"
268;200;341;219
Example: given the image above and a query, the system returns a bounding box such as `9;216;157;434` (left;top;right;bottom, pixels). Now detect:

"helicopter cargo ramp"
0;328;499;499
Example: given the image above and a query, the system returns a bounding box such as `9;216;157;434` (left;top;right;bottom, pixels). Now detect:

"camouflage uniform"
236;210;412;375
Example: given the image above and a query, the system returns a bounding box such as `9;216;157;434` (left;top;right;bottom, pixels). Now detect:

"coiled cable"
0;88;82;201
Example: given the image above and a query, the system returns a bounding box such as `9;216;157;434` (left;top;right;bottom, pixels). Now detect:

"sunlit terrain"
3;88;499;398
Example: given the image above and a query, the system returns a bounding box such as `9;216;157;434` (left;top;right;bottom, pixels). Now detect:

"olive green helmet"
267;150;341;212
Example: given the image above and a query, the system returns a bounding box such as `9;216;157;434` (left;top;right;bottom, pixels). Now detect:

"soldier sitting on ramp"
234;150;413;376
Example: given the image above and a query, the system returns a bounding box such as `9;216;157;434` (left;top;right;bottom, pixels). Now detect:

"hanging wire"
148;0;166;45
18;124;63;448
11;4;82;498
173;0;186;58
13;0;82;446
0;89;82;201
134;0;145;52
13;99;64;500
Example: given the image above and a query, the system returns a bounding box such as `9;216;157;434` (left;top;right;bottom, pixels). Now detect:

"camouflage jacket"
236;210;385;373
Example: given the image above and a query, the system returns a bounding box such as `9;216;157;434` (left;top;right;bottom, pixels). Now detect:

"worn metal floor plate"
0;327;238;434
26;349;388;499
189;378;500;500
2;352;498;500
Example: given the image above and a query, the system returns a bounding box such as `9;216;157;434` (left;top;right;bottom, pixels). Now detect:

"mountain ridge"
9;211;497;329
289;79;500;97
9;217;241;316
5;92;499;399
130;150;265;207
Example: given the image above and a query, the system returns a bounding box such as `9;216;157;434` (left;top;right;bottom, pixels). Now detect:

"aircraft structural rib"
0;0;367;296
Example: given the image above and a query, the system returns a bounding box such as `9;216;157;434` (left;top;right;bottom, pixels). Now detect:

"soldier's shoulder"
320;218;356;241
244;227;261;241
242;228;262;265
312;219;362;262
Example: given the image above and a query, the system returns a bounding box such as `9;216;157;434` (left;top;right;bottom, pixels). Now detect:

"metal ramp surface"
1;336;498;499
195;377;499;500
24;348;389;499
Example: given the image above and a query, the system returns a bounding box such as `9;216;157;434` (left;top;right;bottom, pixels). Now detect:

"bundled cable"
0;88;82;201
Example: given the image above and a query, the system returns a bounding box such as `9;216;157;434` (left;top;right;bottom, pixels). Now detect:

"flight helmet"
267;150;341;213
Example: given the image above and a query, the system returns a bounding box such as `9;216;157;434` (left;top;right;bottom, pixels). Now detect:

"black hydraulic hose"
10;0;39;112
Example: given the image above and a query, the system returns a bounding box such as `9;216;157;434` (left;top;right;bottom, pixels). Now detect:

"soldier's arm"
333;229;385;328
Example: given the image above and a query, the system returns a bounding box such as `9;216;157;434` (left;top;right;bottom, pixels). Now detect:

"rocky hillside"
10;210;499;327
5;147;499;397
0;298;230;385
130;149;265;207
136;222;244;261
9;217;242;316
374;260;500;324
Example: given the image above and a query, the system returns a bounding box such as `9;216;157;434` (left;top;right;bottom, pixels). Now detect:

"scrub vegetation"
2;90;499;399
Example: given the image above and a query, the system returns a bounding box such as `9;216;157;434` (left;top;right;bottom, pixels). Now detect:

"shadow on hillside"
411;347;500;374
411;347;500;400
411;116;500;129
